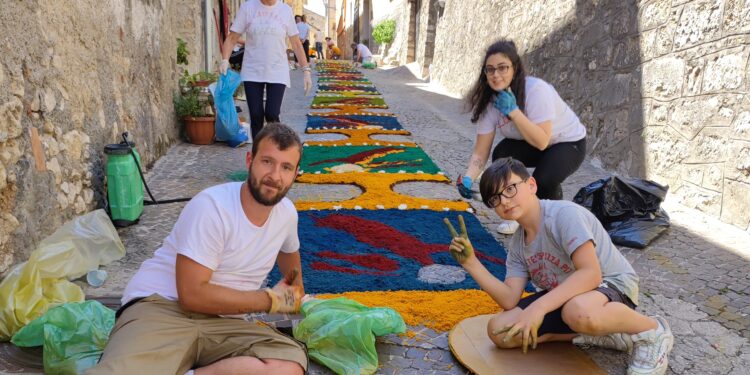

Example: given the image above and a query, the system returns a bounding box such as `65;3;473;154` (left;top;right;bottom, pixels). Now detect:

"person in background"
351;42;373;66
294;15;310;66
219;0;312;141
88;124;308;375
315;30;325;60
325;37;341;60
459;39;587;235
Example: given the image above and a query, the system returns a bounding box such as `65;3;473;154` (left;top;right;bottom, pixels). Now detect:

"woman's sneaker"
627;316;674;375
573;332;634;353
496;220;519;235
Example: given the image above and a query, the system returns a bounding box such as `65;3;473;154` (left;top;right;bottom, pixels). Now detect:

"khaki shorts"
86;294;307;375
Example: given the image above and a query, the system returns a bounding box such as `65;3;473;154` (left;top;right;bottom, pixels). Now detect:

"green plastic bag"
293;298;406;375
11;300;115;375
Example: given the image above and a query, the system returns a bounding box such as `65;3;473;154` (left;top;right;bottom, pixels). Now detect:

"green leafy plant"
372;20;396;45
173;90;203;118
193;71;218;82
178;71;219;88
176;38;189;65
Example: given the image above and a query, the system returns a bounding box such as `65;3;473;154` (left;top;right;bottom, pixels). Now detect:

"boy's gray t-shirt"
506;200;639;305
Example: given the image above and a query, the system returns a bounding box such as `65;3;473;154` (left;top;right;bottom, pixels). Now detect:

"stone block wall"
0;0;196;274
377;0;412;65
175;1;206;75
430;0;750;231
414;0;439;78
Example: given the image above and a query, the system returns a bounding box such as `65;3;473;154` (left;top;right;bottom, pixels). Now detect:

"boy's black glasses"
487;178;528;207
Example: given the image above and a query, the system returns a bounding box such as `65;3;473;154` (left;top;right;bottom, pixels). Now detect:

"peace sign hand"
443;215;476;265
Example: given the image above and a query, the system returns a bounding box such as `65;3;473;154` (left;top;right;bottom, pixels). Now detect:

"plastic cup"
86;269;108;287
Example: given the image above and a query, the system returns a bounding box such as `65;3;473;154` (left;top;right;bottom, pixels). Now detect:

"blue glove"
457;175;474;199
493;89;519;117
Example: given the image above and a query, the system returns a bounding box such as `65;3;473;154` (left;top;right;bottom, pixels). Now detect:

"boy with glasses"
444;157;674;375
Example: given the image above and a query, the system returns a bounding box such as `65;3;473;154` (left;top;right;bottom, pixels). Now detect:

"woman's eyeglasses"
487;178;528;207
484;64;511;76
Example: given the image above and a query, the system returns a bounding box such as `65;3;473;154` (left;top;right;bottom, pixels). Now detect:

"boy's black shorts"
516;282;636;336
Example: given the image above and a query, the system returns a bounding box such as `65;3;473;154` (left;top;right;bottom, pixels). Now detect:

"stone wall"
414;0;439;78
430;0;750;231
378;0;412;65
175;1;206;75
0;0;197;274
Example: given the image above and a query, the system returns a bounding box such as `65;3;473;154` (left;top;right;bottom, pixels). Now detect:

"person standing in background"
294;15;310;66
315;30;325;60
219;0;312;141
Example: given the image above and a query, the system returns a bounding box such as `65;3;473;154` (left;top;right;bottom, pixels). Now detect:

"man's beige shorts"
86;294;307;375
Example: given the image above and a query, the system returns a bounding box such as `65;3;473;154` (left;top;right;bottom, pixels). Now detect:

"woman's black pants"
491;137;586;200
243;81;286;140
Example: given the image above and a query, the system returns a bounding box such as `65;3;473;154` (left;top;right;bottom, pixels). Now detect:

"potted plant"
179;71;219;88
174;87;215;145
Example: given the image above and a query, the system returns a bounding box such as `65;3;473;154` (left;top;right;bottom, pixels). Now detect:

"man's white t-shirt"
355;43;373;59
122;182;300;306
296;22;310;41
315;32;325;44
230;0;299;87
476;77;586;145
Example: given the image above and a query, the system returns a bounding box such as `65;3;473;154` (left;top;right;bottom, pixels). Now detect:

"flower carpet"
306;114;403;130
311;94;387;109
318;84;380;94
283;61;508;330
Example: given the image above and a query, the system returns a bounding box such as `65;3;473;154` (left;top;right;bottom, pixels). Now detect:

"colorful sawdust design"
300;145;436;174
294;172;470;211
269;210;507;293
318;84;380;94
269;62;511;330
306;114;403;130
311;95;387;109
308;108;396;117
304;128;413;147
316;79;373;85
317;290;501;332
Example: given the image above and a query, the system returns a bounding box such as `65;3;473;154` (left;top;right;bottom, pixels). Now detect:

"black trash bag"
573;176;670;249
229;47;244;67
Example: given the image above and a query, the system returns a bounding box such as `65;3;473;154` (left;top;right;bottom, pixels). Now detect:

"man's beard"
247;172;291;206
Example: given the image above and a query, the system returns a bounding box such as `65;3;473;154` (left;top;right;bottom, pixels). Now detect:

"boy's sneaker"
627;316;674;375
496;220;519;235
573;332;634;353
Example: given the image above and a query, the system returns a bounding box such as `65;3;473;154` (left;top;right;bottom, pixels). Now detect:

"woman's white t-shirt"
476;77;586;145
356;43;373;59
230;0;299;87
122;182;300;306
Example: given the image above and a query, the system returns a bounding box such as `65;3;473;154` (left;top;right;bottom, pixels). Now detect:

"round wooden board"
448;314;606;375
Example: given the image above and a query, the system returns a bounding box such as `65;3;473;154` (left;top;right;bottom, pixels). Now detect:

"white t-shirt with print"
122;182;300;306
230;0;299;87
476;77;586;145
505;200;639;305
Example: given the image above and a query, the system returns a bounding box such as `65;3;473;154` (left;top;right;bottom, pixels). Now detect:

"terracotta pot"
191;80;213;87
184;116;215;145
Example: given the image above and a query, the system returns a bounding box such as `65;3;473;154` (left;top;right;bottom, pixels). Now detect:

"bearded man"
88;123;306;375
